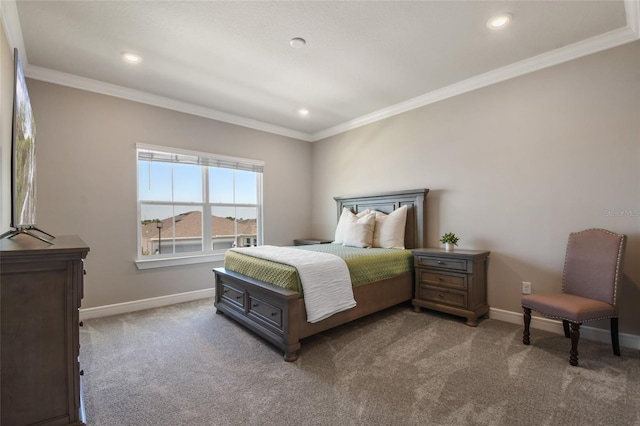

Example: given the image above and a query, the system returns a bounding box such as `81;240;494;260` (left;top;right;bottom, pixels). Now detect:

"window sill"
135;253;225;270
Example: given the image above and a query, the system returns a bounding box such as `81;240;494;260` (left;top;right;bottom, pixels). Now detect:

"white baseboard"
489;307;640;351
79;288;215;321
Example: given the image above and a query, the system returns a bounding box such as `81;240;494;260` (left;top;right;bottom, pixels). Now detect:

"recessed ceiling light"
298;108;309;117
290;37;306;48
487;13;513;30
121;51;142;64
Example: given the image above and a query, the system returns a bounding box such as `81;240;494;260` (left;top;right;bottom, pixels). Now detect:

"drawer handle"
271;312;277;317
79;321;84;327
223;289;229;294
80;370;84;376
252;303;259;308
439;293;445;298
437;261;445;265
236;295;242;300
438;277;444;281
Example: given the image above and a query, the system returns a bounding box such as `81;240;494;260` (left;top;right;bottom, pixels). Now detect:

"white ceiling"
2;1;639;141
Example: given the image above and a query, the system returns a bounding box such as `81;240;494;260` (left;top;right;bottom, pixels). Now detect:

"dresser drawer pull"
236;295;242;300
252;303;259;308
437;261;445;265
79;321;84;327
271;312;277;317
438;277;444;281
223;289;229;294
80;370;84;376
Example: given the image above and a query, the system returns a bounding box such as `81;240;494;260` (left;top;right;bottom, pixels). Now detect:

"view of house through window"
137;145;263;260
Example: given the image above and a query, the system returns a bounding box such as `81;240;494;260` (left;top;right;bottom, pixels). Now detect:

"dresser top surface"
0;234;89;257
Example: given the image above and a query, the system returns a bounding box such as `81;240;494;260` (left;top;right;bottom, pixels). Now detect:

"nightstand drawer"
417;270;467;290
415;255;468;272
419;285;467;309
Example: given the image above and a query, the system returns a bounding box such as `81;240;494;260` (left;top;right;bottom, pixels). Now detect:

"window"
136;144;263;268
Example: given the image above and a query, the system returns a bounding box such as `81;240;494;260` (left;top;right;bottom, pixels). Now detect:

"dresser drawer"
417;270;467;290
415;255;468;272
418;285;467;309
220;283;245;309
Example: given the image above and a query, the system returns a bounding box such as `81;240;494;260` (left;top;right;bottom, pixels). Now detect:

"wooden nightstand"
294;238;333;246
411;248;490;326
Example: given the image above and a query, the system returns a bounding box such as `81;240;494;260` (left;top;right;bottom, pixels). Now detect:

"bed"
213;188;428;361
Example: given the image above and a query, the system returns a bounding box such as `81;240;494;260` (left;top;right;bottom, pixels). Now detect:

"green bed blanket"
224;244;413;293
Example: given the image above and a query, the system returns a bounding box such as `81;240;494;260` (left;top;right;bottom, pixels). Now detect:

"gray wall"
311;41;640;335
24;80;312;309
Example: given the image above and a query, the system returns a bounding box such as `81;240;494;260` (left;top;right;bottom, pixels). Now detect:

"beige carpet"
80;298;640;425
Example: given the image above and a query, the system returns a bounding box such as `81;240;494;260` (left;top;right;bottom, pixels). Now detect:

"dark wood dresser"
1;235;89;426
411;248;489;326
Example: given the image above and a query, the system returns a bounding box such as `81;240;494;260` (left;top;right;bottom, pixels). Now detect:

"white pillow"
342;212;376;248
372;205;408;249
333;208;370;244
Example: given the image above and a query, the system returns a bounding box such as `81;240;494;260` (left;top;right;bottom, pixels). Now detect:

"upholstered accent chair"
521;229;627;366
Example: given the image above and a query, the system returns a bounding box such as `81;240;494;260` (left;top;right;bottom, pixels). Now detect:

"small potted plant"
440;232;459;252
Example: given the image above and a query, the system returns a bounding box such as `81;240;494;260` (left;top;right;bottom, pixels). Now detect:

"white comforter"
229;245;356;323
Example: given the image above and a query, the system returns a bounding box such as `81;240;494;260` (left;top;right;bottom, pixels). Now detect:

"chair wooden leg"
611;317;621;356
523;307;531;345
562;320;570;338
569;322;581;366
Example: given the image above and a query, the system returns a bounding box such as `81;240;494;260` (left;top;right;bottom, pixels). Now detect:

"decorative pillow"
333;208;370;244
342;212;376;248
372;205;408;249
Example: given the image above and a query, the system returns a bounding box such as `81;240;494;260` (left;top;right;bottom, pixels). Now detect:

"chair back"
562;229;626;306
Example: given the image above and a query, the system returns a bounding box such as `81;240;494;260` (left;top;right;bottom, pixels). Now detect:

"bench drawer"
248;296;283;329
220;283;245;310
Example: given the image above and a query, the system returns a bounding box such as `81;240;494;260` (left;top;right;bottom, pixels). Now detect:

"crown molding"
0;0;26;61
24;65;313;142
310;23;640;142
626;0;640;35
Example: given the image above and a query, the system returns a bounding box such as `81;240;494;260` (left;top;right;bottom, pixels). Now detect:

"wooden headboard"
334;189;429;249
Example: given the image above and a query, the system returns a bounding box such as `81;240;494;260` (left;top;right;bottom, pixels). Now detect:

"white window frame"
135;144;264;270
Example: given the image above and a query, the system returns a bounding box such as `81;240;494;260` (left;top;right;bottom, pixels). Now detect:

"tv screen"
11;48;37;229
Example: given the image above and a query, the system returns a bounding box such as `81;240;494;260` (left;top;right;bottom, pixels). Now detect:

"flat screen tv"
1;48;53;243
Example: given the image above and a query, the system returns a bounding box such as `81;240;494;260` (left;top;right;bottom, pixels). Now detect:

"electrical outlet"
522;281;532;294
